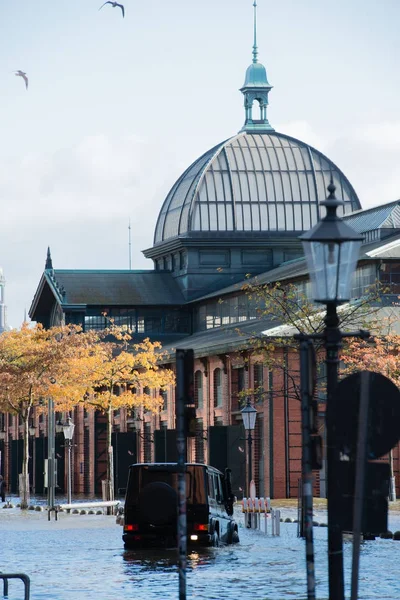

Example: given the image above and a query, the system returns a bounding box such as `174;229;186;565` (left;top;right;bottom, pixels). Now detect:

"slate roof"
160;318;277;358
343;200;400;233
48;270;185;306
191;257;309;302
362;232;400;259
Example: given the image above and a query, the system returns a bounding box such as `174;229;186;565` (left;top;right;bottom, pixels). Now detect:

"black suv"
122;463;239;548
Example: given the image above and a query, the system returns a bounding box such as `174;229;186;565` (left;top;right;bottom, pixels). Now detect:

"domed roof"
153;131;361;245
242;62;269;88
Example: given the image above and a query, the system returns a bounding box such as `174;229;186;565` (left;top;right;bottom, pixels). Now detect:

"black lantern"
300;180;363;304
241;399;257;431
241;399;257;527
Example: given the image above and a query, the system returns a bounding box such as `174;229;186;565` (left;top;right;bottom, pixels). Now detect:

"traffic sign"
334;371;400;458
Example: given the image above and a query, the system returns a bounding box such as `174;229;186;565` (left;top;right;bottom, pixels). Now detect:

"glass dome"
154;132;361;245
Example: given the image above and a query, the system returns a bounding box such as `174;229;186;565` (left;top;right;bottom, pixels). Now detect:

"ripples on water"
2;512;400;599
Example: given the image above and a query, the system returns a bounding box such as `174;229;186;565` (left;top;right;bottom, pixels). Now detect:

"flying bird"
98;1;125;18
15;70;28;90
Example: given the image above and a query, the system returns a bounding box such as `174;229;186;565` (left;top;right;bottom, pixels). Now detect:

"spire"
239;0;274;133
252;1;258;64
128;219;132;270
45;247;53;270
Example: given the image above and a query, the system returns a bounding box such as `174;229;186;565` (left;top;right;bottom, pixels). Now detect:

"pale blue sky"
0;0;399;326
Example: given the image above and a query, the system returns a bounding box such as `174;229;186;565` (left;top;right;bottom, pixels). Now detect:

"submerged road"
1;504;400;599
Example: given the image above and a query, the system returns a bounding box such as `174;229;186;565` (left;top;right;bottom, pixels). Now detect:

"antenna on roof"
128;219;132;270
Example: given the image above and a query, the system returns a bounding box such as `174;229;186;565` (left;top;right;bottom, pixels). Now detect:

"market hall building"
3;13;400;501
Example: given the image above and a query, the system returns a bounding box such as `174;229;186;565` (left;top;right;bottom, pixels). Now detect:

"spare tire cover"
138;481;177;526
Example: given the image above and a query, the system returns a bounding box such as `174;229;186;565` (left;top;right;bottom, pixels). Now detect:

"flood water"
1;504;400;599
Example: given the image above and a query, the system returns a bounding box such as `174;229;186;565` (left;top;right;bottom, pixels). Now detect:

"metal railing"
1;573;30;600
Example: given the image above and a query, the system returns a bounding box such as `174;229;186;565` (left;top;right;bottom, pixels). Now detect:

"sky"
0;0;399;327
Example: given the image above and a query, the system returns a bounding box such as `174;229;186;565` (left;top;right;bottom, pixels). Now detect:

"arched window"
194;371;203;409
195;418;205;463
213;368;223;407
144;422;152;463
253;364;264;404
160;389;168;411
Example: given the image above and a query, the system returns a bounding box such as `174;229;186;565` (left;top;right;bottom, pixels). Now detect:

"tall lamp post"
62;417;75;505
300;180;363;600
241;399;257;527
28;422;36;496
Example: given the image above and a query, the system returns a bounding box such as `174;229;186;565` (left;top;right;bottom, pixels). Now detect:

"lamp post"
300;180;363;600
62;417;75;505
28;423;36;496
241;399;257;527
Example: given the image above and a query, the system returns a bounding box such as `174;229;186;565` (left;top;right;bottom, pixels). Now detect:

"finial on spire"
253;1;258;64
128;219;132;270
240;0;274;133
45;247;53;271
327;176;336;199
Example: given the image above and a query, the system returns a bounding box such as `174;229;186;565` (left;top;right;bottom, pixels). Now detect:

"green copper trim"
239;0;274;133
253;1;258;64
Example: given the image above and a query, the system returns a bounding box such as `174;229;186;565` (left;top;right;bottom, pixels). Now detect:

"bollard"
251;498;257;529
271;509;281;536
272;509;276;536
275;510;281;535
264;509;268;535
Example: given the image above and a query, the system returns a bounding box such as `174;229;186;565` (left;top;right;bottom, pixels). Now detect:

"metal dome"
154;132;361;245
242;61;270;88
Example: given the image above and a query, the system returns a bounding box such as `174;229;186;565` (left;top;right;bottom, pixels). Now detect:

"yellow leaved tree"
80;327;175;502
0;323;98;508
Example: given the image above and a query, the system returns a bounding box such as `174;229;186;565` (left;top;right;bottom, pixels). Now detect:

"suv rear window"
126;465;207;505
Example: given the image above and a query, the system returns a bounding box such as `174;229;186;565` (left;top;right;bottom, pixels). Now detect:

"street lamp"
29;422;36;495
300;180;363;600
62;417;75;505
241;399;257;527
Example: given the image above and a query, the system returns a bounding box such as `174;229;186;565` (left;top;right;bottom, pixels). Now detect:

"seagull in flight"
15;70;28;90
98;2;125;18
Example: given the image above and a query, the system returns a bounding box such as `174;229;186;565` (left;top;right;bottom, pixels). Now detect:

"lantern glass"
302;239;362;304
241;403;257;431
62;418;75;441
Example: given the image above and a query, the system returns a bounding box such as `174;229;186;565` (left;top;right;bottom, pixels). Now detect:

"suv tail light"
124;524;139;532
193;524;208;532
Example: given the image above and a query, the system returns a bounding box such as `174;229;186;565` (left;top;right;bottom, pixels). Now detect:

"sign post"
175;349;194;600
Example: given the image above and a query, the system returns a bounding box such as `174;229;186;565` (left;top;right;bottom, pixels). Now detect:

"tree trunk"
20;416;30;509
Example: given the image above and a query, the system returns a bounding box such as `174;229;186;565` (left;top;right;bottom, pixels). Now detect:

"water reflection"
122;547;216;572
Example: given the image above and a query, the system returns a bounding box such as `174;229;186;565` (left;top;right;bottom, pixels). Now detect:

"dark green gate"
209;425;246;499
